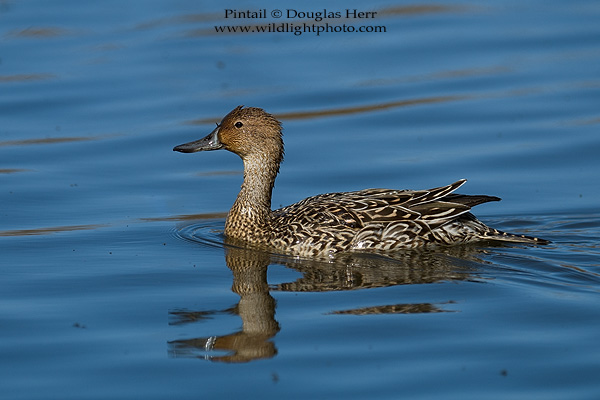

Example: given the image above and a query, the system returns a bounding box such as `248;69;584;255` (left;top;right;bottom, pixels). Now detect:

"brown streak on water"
185;95;467;125
0;74;56;83
0;224;108;237
0;134;120;147
139;212;229;222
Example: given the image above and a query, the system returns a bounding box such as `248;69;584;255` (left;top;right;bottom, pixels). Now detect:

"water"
1;0;599;399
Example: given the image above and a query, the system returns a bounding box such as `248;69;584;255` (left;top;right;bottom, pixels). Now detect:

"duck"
174;106;549;257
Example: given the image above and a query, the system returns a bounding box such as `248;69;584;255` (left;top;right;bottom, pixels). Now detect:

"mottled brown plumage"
174;106;549;257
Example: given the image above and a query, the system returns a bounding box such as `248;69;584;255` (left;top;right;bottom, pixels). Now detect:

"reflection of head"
168;243;279;363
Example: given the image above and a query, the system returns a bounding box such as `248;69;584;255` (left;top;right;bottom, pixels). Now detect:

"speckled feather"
266;180;547;257
174;106;549;258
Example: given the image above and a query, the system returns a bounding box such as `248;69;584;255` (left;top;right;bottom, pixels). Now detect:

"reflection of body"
174;106;548;258
168;241;485;362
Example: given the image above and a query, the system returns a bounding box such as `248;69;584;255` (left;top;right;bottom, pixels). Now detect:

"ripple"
5;27;71;39
0;223;108;237
0;168;30;174
184;95;467;124
0;74;56;83
0;133;120;148
173;220;226;250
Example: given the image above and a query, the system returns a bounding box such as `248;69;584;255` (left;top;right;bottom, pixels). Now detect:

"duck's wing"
339;179;497;227
275;179;495;230
272;180;548;251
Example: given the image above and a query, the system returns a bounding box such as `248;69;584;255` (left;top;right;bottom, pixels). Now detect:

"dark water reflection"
169;229;493;362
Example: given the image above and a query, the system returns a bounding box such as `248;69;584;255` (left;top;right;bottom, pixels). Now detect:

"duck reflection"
169;245;279;363
168;240;488;363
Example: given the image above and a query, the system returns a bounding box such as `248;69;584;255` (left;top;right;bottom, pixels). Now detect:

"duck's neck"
224;152;280;241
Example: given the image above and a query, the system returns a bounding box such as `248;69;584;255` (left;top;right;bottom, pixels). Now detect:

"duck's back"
267;179;530;257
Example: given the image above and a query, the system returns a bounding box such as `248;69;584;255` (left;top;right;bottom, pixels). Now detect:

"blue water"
1;1;600;399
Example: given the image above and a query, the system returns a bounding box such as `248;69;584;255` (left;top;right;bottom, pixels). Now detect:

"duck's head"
173;106;284;165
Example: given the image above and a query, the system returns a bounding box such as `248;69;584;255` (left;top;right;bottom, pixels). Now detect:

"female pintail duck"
174;106;549;257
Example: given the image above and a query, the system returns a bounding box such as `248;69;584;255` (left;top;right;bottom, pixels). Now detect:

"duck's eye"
234;121;243;128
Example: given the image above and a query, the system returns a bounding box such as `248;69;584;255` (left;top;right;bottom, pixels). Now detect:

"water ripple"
185;95;467;124
173;220;226;250
0;223;108;237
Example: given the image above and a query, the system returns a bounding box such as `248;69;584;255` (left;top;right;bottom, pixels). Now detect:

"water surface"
1;1;599;399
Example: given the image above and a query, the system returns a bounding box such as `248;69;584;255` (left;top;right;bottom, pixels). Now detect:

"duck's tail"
453;212;551;245
480;227;551;245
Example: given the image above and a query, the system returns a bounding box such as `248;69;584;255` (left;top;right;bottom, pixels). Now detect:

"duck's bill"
173;126;223;153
